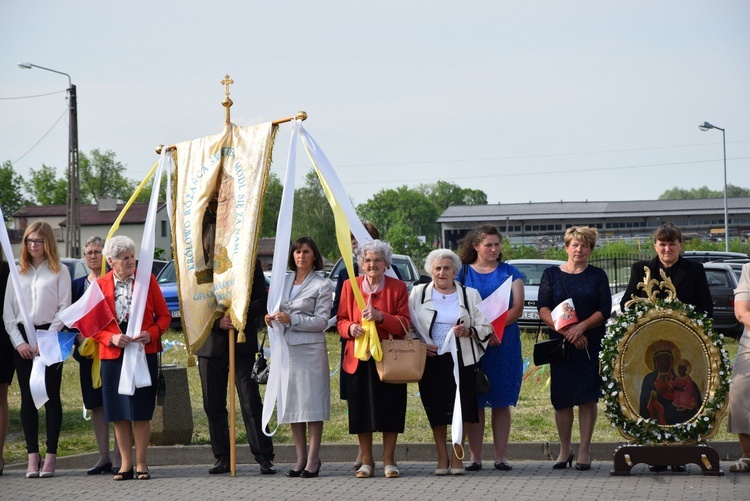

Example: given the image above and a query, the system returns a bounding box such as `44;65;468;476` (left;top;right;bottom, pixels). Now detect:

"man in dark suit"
620;222;712;472
197;259;276;475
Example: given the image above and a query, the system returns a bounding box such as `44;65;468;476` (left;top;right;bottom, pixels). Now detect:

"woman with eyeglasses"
71;236;121;475
3;221;71;478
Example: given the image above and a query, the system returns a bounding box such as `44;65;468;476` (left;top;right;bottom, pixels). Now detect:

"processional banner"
173;123;277;354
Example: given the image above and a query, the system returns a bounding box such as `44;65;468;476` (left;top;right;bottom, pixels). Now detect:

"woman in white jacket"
410;249;492;476
265;237;332;478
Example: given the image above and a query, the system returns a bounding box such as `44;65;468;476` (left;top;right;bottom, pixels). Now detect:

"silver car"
506;259;565;332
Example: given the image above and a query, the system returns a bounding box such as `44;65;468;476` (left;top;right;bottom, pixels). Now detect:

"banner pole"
229;327;236;476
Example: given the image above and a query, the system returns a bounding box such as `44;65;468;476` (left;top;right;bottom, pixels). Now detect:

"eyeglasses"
84;250;102;257
25;239;44;247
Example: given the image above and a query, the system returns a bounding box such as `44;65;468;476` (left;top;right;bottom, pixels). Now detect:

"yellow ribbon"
78;338;102;389
302;146;381;361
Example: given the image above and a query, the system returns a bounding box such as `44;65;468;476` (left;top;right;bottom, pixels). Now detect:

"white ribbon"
261;121;299;435
118;150;169;395
438;327;463;450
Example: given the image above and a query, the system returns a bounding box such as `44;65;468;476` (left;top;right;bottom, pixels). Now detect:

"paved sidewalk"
1;461;747;501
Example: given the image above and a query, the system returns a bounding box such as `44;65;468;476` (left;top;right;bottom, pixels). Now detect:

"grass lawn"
2;329;739;463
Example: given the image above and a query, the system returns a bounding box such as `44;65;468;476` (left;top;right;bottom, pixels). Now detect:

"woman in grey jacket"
410;249;492;475
265;237;332;478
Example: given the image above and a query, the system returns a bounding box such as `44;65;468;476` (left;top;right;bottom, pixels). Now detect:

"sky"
1;1;749;208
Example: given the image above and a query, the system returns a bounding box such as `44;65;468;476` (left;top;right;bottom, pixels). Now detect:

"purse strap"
558;267;570;297
257;330;267;360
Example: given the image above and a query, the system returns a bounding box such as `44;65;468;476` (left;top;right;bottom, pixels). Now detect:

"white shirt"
3;260;71;348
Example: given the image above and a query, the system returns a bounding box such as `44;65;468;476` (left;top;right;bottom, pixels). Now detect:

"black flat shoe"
113;468;134;481
649;465;668;472
286;468;303;478
671;465;686;473
553;451;575;469
136;468;151;480
464;462;482;471
301;461;321;478
87;462;113;475
209;459;230;475
260;460;277;474
494;462;512;471
575;462;591;471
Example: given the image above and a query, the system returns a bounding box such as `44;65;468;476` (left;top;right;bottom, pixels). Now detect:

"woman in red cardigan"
337;240;411;479
92;236;170;481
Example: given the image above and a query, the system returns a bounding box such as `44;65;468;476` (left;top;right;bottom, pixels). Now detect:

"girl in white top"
3;221;71;478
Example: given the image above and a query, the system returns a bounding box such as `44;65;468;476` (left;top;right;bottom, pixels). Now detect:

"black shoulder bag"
251;330;270;384
532;269;570;366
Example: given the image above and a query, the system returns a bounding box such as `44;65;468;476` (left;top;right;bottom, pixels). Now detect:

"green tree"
658;184;750;200
0;160;27;220
134;172;168;203
357;186;441;255
260;172;283;237
291;169;337;259
79;149;137;203
416;180;488;209
24;164;68;205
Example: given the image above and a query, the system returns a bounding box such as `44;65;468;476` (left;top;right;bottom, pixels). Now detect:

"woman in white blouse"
3;221;71;478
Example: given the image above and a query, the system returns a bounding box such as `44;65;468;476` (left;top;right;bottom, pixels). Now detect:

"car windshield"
158;261;177;283
512;263;557;286
330;256;416;282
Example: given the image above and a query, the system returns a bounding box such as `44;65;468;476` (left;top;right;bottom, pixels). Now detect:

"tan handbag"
375;318;427;384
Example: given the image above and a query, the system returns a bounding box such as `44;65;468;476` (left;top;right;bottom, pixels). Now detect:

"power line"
0;90;66;100
12;109;68;165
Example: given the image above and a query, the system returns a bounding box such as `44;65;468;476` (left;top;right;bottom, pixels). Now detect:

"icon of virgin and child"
638;339;702;425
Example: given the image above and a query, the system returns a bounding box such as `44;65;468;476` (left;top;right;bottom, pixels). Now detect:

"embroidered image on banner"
173;123;277;354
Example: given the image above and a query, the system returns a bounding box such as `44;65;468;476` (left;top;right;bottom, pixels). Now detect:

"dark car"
61;258;90;281
703;262;742;338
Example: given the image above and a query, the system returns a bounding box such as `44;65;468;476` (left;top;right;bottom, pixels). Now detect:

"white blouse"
3;260;71;348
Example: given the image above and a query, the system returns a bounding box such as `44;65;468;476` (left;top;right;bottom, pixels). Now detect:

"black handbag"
251;331;269;384
533;268;572;366
533;335;568;366
469;337;491;394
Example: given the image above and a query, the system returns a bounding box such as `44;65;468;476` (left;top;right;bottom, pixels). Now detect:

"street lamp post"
18;62;81;258
699;121;729;252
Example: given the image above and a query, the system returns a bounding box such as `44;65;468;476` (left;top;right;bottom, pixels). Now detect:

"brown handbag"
375;318;427;384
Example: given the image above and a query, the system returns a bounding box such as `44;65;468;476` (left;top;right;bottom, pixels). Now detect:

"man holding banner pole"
197;259;276;475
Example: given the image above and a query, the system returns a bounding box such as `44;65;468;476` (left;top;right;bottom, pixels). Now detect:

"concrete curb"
5;441;743;469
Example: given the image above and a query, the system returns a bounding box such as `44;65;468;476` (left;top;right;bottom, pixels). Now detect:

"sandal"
729;457;750;473
384;464;400;478
137;468;151;480
114;468;134;481
355;464;374;478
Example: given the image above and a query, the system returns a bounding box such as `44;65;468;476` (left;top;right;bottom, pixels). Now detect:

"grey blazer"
279;271;333;346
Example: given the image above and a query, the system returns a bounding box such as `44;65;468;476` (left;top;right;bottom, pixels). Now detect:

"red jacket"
337;275;411;374
92;270;171;360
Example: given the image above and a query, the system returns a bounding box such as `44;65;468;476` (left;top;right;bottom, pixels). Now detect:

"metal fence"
589;252;653;293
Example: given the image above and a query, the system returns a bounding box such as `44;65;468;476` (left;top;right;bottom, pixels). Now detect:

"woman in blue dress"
537;227;611;471
457;225;524;471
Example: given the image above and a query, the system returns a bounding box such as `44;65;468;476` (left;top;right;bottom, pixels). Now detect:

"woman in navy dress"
537;226;611;471
457;225;524;471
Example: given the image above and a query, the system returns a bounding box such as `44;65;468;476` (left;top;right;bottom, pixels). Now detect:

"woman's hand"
361;306;383;324
110;333;131;348
426;343;439;357
349;323;365;338
453;323;469;337
16;342;36;360
560;323;588;350
135;331;151;345
487;333;500;347
265;312;291;326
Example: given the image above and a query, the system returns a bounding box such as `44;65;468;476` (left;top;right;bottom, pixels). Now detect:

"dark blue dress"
537;265;611;410
458;263;524;408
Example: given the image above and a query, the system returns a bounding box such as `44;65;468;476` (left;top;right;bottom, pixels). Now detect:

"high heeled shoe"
26;454;41;478
552;451;575;469
301;460;321;478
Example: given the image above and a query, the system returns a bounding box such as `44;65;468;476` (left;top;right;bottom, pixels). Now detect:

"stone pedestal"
150;364;193;445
